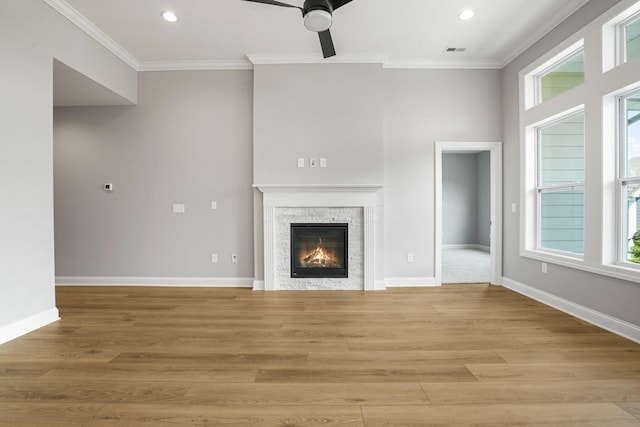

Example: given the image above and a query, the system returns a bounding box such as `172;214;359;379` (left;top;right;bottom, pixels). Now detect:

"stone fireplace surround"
254;185;382;291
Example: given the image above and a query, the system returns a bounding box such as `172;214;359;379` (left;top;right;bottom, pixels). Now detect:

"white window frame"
534;49;585;106
617;89;640;268
534;111;585;258
523;39;584;110
617;10;640;65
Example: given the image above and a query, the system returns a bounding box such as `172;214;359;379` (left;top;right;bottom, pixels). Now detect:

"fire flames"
300;238;341;268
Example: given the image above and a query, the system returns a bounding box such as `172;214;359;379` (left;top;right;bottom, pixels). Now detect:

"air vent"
445;47;467;52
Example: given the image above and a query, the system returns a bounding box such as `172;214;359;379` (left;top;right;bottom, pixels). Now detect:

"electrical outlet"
511;202;517;213
407;253;414;263
297;158;305;168
231;254;238;263
211;201;217;210
172;203;185;214
211;254;218;263
541;262;547;274
320;158;327;168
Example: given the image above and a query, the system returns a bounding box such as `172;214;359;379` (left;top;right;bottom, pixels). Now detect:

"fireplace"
291;223;348;278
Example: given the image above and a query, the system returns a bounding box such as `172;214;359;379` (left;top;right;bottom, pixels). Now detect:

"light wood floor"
1;284;639;426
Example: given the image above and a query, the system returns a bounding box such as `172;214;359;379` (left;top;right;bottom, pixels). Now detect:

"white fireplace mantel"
254;184;383;291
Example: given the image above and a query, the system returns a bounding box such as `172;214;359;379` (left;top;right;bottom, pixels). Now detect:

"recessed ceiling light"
458;9;475;21
162;11;178;23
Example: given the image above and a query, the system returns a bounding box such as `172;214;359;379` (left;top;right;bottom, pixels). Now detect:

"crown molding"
383;58;502;70
43;0;139;70
138;60;254;72
247;54;389;65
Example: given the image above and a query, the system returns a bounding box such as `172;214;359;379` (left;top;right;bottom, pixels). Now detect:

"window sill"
521;249;640;285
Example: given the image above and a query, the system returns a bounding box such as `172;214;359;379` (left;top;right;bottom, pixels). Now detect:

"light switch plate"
172;204;185;214
211;201;217;210
320;158;327;168
297;158;305;168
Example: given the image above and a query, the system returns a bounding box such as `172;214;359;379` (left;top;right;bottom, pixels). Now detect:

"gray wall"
502;0;640;327
442;153;490;246
383;69;502;279
253;64;384;186
251;63;385;282
442;153;479;245
54;71;254;279
0;0;136;334
477;151;491;247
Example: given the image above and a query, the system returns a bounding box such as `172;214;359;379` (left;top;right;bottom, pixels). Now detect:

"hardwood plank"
255;366;476;383
0;379;191;403
466;362;640;382
0;402;103;426
496;348;640;363
361;403;640;426
93;404;364;426
422;380;640;404
184;382;429;405
41;365;258;383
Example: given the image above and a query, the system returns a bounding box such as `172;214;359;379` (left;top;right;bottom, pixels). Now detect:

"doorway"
434;142;502;285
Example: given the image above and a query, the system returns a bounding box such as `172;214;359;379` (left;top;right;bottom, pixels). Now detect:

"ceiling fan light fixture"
304;9;332;32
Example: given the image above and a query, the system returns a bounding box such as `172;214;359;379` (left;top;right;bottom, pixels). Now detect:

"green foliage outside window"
629;230;640;263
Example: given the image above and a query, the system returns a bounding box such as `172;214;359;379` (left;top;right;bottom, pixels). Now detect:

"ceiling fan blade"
241;0;302;11
318;30;336;58
329;0;353;10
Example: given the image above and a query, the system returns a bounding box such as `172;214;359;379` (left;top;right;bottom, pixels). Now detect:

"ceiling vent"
445;47;467;52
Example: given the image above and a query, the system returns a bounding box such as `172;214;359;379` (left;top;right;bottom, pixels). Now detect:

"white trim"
138;60;253;72
0;309;60;346
247;54;389;65
252;280;265;291
385;277;439;288
375;280;387;291
434;141;503;287
443;244;491;252
55;276;254;287
383;59;502;70
42;0;139;70
253;184;384;192
503;277;640;344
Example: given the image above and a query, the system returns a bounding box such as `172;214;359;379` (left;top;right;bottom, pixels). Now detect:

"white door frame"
435;141;503;285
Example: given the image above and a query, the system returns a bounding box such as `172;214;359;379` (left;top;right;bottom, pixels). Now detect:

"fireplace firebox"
291;223;348;278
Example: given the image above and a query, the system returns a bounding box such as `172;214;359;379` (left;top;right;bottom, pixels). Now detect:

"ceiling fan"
241;0;353;58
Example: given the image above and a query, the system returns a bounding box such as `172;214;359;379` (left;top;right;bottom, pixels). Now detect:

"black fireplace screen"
290;223;348;278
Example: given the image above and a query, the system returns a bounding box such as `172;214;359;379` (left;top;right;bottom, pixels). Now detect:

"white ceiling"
52;0;590;69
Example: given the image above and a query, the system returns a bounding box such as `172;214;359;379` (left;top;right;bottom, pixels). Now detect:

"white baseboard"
503;277;640;344
0;308;60;346
252;280;265;291
375;280;387;290
385;277;439;288
444;244;491;252
56;276;254;288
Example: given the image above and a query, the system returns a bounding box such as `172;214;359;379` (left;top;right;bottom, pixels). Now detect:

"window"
519;1;640;282
621;12;640;63
537;113;585;255
536;50;584;103
619;90;640;265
